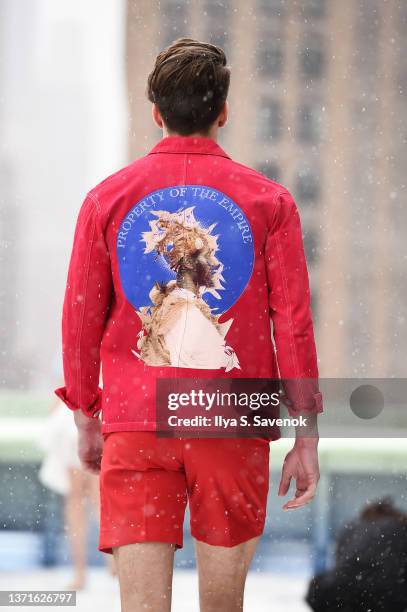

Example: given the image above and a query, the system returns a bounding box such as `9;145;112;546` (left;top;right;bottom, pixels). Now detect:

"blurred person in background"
39;377;115;591
306;497;407;612
55;38;323;611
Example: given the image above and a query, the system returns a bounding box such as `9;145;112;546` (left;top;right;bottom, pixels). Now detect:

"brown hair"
146;37;230;136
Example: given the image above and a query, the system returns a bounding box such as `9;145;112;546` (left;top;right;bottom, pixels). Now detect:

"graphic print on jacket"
117;185;254;371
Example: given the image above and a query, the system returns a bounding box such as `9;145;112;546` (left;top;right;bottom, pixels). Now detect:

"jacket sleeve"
54;194;113;418
265;189;323;416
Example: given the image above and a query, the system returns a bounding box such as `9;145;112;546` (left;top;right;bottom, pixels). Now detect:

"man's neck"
162;127;218;143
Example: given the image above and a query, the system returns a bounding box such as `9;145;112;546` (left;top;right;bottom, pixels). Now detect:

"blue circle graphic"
116;185;254;315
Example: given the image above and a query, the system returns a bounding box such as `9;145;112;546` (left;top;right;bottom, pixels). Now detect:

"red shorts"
99;432;270;553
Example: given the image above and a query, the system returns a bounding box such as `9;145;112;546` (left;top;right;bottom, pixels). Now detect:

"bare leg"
195;536;261;612
113;542;175;612
64;468;89;590
87;471;101;516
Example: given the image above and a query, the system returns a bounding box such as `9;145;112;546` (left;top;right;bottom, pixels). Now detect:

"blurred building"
126;0;407;378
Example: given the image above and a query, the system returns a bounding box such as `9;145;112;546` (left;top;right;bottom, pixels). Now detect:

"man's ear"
218;101;228;127
152;104;163;128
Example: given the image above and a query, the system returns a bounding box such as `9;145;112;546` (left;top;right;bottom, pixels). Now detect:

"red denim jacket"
55;135;323;432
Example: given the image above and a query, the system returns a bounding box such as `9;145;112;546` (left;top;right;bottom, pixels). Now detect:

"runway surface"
0;568;310;611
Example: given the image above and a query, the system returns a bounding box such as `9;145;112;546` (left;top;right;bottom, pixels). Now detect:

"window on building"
301;0;326;18
204;0;228;50
205;0;227;17
300;39;325;79
258;42;283;78
256;162;281;182
298;103;322;143
295;168;320;203
257;98;282;141
303;229;319;265
257;0;286;17
207;25;228;50
161;0;188;47
311;292;319;321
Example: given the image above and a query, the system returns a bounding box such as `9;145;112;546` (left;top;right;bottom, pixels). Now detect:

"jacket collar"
148;135;232;160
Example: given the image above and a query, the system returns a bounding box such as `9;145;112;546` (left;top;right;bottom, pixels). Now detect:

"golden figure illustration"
131;207;240;371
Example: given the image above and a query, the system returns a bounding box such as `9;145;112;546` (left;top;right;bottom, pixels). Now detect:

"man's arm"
54;193;113;470
265;188;322;508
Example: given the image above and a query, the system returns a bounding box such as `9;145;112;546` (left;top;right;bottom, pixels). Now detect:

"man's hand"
74;411;103;474
278;437;320;510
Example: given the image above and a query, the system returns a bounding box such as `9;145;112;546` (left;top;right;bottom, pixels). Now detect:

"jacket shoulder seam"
86;191;101;213
267;189;289;234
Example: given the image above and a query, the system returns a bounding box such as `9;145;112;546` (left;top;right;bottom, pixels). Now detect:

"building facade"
126;0;407;378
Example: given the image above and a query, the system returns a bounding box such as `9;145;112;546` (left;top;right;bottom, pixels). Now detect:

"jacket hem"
101;421;282;441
